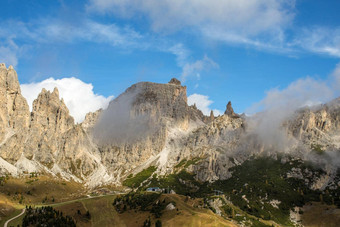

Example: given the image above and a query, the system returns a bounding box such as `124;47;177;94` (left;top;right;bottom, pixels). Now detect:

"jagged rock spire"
31;87;74;133
210;110;214;121
225;101;234;115
0;64;30;131
224;101;239;118
52;87;59;97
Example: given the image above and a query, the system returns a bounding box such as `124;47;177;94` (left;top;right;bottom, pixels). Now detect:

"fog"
91;64;340;169
93;85;158;145
246;64;340;157
247;77;333;150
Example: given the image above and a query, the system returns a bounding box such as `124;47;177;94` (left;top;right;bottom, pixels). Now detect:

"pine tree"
320;194;324;204
155;220;162;227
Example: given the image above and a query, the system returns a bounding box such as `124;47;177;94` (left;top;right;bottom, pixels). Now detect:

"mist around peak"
92;84;159;145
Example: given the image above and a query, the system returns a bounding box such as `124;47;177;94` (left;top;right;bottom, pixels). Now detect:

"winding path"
3;193;121;227
4;208;25;227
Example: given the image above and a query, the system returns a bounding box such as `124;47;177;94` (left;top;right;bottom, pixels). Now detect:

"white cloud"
0;38;21;67
85;0;340;58
202;27;291;53
0;18;218;85
294;27;340;57
21;77;113;123
188;93;222;116
168;43;190;67
180;55;218;82
0;19;143;50
331;63;340;95
87;0;294;35
248;77;333;114
87;0;295;52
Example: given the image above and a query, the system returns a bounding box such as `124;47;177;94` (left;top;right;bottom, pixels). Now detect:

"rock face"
224;101;239;118
0;64;108;185
1;64;340;189
92;81;205;178
0;64;30;164
82;109;102;133
30;87;74;134
0;63;30;142
286;99;340;152
210;110;214;121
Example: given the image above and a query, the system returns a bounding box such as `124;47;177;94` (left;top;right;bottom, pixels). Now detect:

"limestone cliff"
0;64;340;191
0;63;30;142
0;65;108;185
92;80;206;178
0;64;30;164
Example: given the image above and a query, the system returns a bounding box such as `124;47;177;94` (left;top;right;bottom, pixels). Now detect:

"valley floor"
1;193;237;227
2;156;340;227
2;188;340;227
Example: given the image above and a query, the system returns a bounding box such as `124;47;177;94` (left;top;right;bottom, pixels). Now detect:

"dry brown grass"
55;201;91;227
0;176;85;205
1;182;237;227
301;202;340;227
112;194;237;227
46;194;237;227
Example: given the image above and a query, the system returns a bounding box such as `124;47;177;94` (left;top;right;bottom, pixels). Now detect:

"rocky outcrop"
30;87;74;134
161;113;246;182
82;109;102;133
0;63;30;141
224;101;239;118
286;99;340;151
168;78;181;86
0;64;30;162
210;110;215;121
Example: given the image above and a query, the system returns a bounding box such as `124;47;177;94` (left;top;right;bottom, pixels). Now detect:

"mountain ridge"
0;64;339;193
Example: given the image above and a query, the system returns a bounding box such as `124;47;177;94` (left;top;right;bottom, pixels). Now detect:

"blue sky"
1;0;340;122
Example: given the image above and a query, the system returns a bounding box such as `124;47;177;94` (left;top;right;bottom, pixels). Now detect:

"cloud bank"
21;77;113;123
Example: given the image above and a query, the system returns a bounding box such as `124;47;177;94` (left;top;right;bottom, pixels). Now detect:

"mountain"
1;64;340;186
1;64;340;226
0;64;106;186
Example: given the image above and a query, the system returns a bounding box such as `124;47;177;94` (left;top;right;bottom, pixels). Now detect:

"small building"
213;190;224;196
146;187;162;192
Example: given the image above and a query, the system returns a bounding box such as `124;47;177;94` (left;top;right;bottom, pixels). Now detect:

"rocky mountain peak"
119;81;190;126
210;110;214;121
0;64;30;132
52;87;59;97
168;78;181;85
0;63;21;94
31;87;74;133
